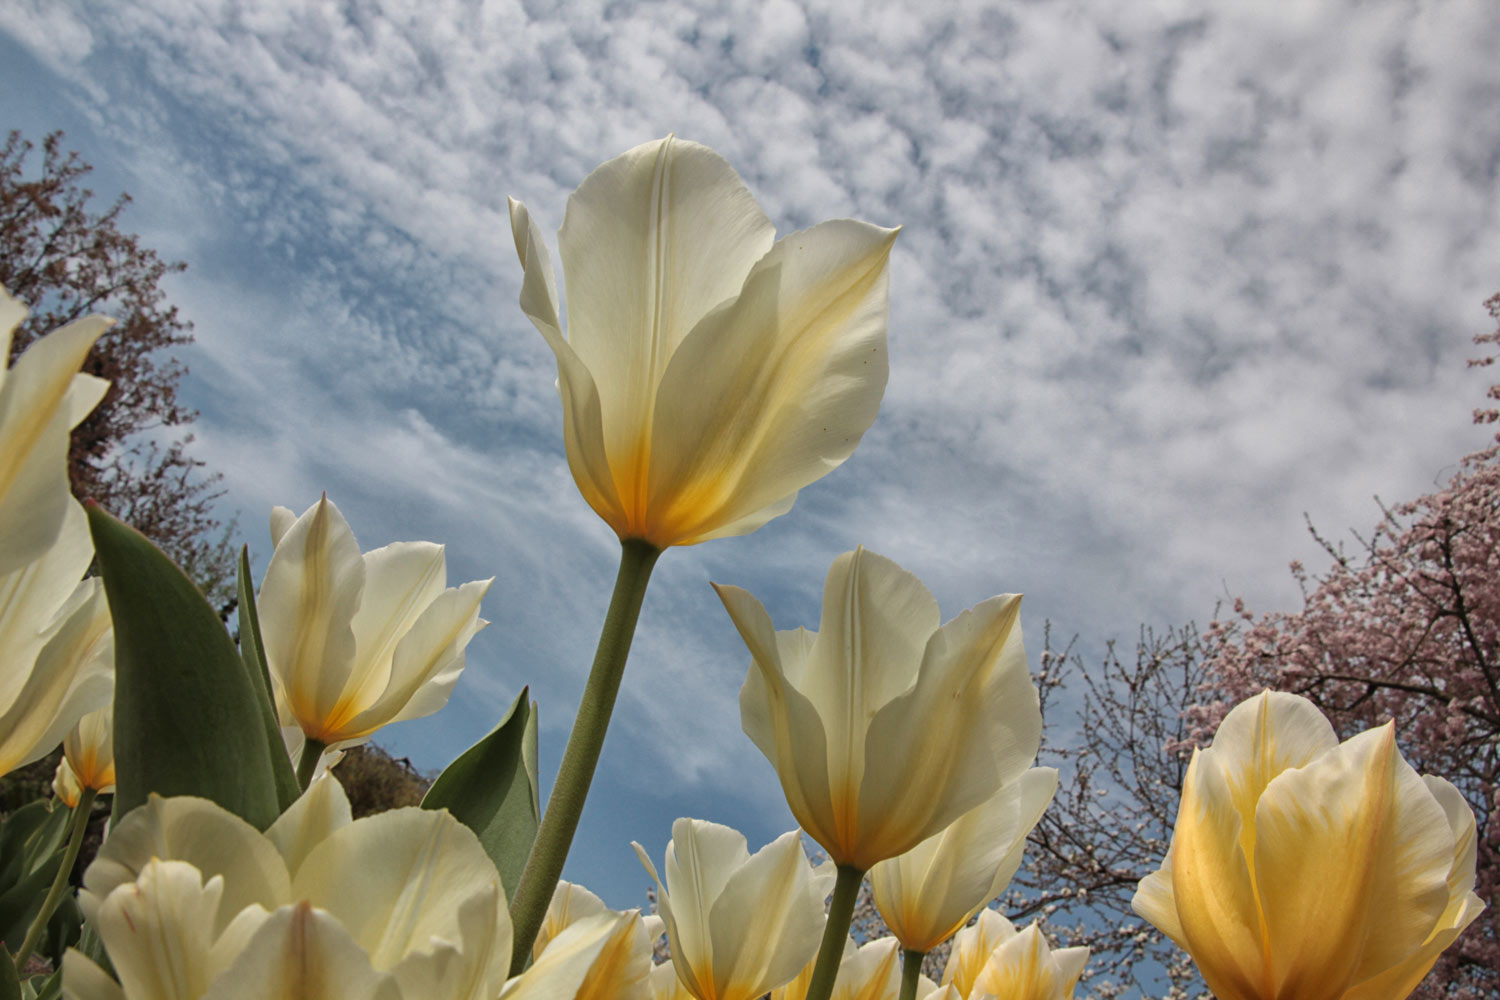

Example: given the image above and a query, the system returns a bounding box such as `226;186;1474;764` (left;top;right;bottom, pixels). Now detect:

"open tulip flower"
0;285;111;576
633;818;835;1000
870;767;1057;955
1132;690;1486;1000
257;497;492;769
64;779;629;1000
509;136;898;549
0;499;114;779
714;547;1041;872
940;911;1087;1000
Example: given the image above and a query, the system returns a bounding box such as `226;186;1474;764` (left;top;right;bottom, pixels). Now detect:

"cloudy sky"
4;0;1498;908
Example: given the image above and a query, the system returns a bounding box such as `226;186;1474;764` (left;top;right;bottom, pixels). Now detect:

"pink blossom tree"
1196;294;1500;998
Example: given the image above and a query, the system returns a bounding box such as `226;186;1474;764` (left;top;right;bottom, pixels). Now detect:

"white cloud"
4;0;1499;904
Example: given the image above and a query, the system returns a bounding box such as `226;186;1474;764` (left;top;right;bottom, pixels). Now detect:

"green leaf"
0;854;60;950
421;689;539;900
36;891;80;968
18;806;68;878
26;968;61;1000
0;803;52;889
237;546;300;812
87;504;282;831
0;944;20;1000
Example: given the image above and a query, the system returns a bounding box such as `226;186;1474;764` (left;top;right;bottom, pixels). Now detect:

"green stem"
805;865;865;1000
507;538;662;975
15;787;97;969
296;737;327;791
899;948;927;1000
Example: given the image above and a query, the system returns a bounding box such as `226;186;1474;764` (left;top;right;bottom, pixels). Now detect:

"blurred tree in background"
0;129;237;614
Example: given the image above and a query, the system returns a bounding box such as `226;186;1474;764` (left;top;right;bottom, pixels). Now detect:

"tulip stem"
899;948;927;1000
15;787;97;969
296;738;327;791
805;864;865;1000
507;537;662;975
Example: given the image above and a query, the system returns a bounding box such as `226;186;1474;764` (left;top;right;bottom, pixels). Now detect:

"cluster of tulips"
0;136;1485;1000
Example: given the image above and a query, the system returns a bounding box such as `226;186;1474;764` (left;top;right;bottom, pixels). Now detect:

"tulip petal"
64;701;117;793
1130;858;1186;950
0;297;112;576
1422;774;1482;910
646;220;896;546
942;910;1017;996
663;819;750;994
508;197;622;528
62;949;128;1000
855;592;1033;868
805;548;939;717
716;584;840;851
258;497;365;739
0;498;95;709
968;923;1084;1000
565;908;654;1000
981;767;1059;903
651;960;698;1000
1254;724;1453;997
388;885;508;1000
1053;946;1090;998
292;806;511;979
503;911;638;1000
349;577;491;736
342;541;449;704
714;581;812;757
89;860;237;1000
0;575;113;774
204;902;404;1000
556;137;775;487
1167;748;1267;1000
833;937;903;1000
1209;689;1339;861
872;767;1058;952
266;774;354;880
709;830;826;999
535;880;607;960
270;506;298;548
83;794;292;934
804;550;941;860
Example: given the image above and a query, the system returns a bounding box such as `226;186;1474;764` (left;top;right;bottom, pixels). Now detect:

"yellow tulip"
969;917;1087;1000
938;911;1086;1000
1132;690;1486;1000
870;768;1057;953
64;781;630;1000
714;548;1041;871
508;136;898;549
256;496;492;750
533;880;662;1000
633;818;835;1000
54;702;116;805
0;285;110;575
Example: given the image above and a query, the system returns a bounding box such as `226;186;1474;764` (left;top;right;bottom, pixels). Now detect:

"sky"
3;0;1499;910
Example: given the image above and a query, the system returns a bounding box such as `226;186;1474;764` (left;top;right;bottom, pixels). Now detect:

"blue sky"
3;0;1498;910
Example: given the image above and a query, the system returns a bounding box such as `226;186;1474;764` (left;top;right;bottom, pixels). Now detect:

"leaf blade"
420;689;539;900
88;504;282;830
